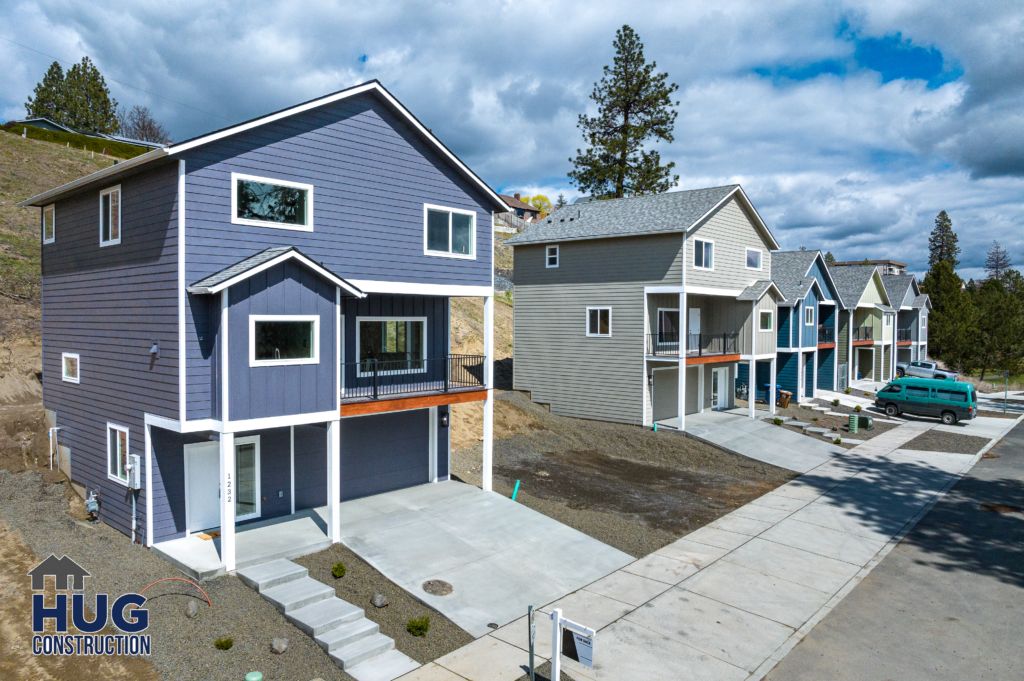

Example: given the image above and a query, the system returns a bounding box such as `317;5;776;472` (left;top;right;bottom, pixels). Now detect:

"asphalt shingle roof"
827;264;884;309
773;276;817;304
881;274;916;309
771;250;819;281
504;185;739;245
737;280;775;301
913;294;931;309
188;246;363;297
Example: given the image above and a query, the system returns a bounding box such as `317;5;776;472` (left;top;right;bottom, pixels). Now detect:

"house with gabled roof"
881;274;931;364
827;264;897;386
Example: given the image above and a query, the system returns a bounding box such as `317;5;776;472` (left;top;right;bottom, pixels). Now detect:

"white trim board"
346;280;493;297
685;286;744;297
230;172;314;232
187;249;365;298
249;314;320;367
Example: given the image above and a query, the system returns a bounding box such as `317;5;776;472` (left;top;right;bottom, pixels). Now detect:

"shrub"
812;417;819;422
864;392;872;396
832;399;840;407
408;616;431;637
773;417;783;426
332;562;346;579
854;405;862;412
833;438;842;444
844;388;851;394
214;637;233;650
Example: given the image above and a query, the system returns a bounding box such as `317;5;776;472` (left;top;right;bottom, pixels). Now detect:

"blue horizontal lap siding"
41;162;180;541
817;347;835;391
294;424;328;510
151;428;212;542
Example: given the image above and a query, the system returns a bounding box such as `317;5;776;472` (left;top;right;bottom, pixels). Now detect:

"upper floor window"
546;245;559;268
357;317;426;374
99;186;121;246
62;352;80;383
232;173;313;232
693;239;713;269
885;314;892;327
42;204;55;244
587;307;611;337
425;205;475;259
804;306;814;326
759;310;773;332
746;248;761;270
658;309;679;339
921;315;927;327
249;315;319;367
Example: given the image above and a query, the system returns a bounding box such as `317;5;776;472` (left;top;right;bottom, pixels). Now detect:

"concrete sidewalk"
400;414;1023;681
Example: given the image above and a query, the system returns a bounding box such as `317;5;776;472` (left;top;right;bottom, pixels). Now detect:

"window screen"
254;321;315;361
236;178;308;226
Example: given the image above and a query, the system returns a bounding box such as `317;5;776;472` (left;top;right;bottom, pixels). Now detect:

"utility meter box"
127;453;142;489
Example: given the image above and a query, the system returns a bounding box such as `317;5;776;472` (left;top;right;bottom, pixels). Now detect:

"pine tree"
25;61;67;123
973;278;1024;384
922;260;966;360
569;25;679;199
983;241;1013;281
62;57;119;134
555;193;568;209
928;211;960;269
824;251;836;265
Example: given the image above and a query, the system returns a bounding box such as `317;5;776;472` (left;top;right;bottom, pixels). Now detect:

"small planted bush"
214;637;233;650
844;388;852;394
833;437;842;444
332;562;346;579
864;392;872;396
854;405;863;412
408;616;431;637
773;417;784;426
832;399;840;407
812;417;819;422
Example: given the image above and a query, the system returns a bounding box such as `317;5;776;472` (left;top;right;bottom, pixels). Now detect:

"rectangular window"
546;245;559;268
658;309;679;338
693;239;713;269
936;389;967;403
99;186;121;246
759;310;773;332
249;316;319;367
232;173;313;231
424;205;475;258
745;248;761;270
61;353;80;384
587;307;611;337
107;424;129;485
357;317;426;373
921;315;927;327
42;204;55;244
905;386;931;399
805;306;814;326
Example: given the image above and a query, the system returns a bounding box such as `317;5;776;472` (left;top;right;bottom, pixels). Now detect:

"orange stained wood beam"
339;389;488;417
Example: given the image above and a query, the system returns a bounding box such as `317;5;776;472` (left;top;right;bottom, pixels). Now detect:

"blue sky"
1;0;1021;279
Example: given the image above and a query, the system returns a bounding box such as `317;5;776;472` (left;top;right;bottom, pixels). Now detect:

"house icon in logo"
28;554;91;591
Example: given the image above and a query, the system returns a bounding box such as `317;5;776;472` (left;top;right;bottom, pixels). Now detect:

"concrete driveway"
335;481;633;637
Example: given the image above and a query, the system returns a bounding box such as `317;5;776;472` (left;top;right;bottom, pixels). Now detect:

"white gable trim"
187;250;366;297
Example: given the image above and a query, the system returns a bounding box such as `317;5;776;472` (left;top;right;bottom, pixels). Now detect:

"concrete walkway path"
683;409;845;473
398;415;1022;681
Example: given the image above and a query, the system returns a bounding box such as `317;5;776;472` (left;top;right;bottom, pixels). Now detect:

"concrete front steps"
237;559;418;678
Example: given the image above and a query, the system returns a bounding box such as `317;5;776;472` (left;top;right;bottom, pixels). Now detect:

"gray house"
22;81;506;573
881;274;930;364
505;185;783;431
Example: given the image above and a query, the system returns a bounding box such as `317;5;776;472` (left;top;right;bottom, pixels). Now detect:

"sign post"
527;605;536;681
550;608;595;679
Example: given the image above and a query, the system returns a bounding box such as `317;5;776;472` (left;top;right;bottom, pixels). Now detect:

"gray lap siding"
41;162;180;541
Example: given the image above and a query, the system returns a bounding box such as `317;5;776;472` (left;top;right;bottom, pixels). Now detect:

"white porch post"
770;357;777;415
327;419;341;542
748;359;756;418
697;364;705;413
219;432;236;571
678;292;686;430
145;421;153;548
428;406;438;483
482;295;494;492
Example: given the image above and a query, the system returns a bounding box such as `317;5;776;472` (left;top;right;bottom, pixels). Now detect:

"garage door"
340;409;429;502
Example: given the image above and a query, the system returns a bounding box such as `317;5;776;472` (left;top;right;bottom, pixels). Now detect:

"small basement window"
99;186;121;246
43;204;55;244
62;353;80;383
546;245;559;268
233;173;313;230
250;316;319;366
357;318;426;373
746;248;761;270
587;307;611;337
804;306;814;326
694;239;713;269
107;423;129;485
425;205;475;258
759;310;773;332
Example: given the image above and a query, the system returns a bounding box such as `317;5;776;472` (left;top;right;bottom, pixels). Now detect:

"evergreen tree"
824;251;836;264
983;240;1013;281
569;25;679;198
972;278;1024;383
62;57;119;133
555;193;568;209
922;260;967;360
25;61;66;122
927;210;960;269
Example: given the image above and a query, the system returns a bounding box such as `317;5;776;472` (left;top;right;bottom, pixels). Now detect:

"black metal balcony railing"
852;326;873;341
818;326;835;343
339;355;485;403
645;333;739;357
897;329;912;342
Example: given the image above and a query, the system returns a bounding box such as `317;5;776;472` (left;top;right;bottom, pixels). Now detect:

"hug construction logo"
28;554;152;657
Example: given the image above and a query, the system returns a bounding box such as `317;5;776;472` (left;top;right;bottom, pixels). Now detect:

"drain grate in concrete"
422;579;453;596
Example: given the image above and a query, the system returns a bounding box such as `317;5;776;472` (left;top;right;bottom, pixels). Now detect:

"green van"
874;378;977;424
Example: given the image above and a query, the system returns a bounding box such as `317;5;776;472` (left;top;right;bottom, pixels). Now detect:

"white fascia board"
145;411;342;435
740;353;778;360
687;285;745;297
347;280;493;297
189;251;366;298
645;286;686;293
19;148;170;207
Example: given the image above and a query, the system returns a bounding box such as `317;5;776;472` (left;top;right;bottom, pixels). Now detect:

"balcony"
646;333;739;358
897;329;912;342
818;326;835;343
339;355;485;404
852;326;873;342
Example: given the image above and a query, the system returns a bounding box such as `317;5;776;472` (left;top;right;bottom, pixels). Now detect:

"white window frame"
42;204;56;244
61;352;80;384
586;307;612;337
231;172;314;232
546;245;559;268
745;248;762;270
759;309;774;332
804;305;814;326
885;314;892;327
657;308;680;337
423;204;476;259
99;185;121;247
355;316;428;377
233;435;262;522
106;423;130;486
693;238;714;270
249;315;320;367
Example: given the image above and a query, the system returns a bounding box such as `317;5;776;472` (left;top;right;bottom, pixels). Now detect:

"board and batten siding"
514;233;684;424
41;161;181;541
182;92;494;419
685;198;773;290
801;289;821;348
742;293;779;355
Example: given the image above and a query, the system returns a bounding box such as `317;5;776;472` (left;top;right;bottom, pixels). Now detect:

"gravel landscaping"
898;430;992;455
452;391;795;558
767;401;899;447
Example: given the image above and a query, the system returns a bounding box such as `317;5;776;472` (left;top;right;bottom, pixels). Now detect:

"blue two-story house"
23;81;506;574
771;251;844;402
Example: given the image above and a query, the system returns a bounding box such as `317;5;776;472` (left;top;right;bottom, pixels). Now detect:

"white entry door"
186;442;220;533
688;308;701;352
711;368;728;409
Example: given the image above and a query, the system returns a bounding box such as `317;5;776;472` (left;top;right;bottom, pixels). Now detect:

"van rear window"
937;389;967;403
905;386;931;399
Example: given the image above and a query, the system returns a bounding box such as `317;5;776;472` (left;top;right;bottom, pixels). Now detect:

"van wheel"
896;368;904;377
885;403;899;417
941;411;957;425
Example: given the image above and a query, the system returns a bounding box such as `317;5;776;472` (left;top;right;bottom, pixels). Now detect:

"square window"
759;310;773;331
232;174;312;230
546;245;559;268
357;317;426;374
694;239;713;269
61;353;80;383
43;205;55;244
108;424;129;484
746;248;761;269
249;316;319;367
424;205;475;258
587;307;611;337
99;186;121;246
